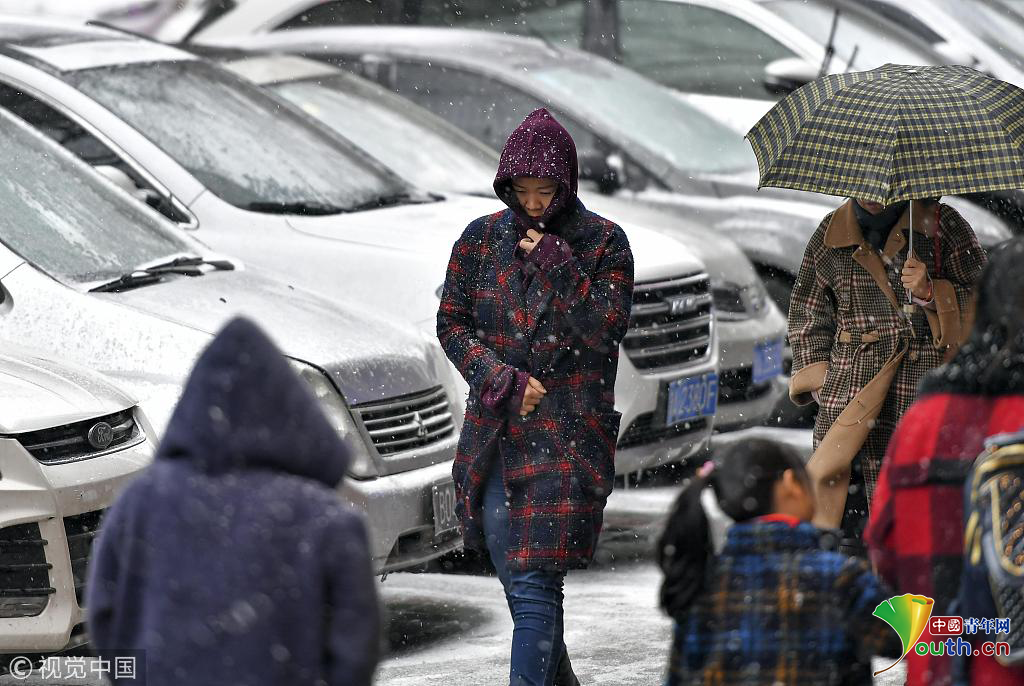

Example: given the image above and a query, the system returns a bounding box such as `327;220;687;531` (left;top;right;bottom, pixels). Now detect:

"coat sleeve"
531;224;634;353
436;220;521;401
923;205;986;351
788;219;837;406
323;511;380;686
837;557;902;662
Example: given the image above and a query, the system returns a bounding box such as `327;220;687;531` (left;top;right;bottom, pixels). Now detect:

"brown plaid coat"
789;200;985;525
437;201;634;572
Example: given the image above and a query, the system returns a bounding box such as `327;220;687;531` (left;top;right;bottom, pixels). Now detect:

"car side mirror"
762;57;818;95
579;152;624;195
94;164;162;207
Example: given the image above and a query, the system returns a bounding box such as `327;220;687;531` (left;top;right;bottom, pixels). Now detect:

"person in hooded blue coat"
85;317;379;686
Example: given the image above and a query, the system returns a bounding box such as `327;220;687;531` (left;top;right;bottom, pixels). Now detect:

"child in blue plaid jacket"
658;439;899;685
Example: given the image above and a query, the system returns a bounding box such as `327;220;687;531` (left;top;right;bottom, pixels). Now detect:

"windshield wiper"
245;201;348;215
344;193;441;213
88;256;234;293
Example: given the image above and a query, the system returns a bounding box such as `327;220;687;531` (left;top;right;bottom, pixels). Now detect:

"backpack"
962;429;1024;665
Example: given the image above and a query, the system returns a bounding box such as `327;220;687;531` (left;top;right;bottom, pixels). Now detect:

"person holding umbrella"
746;64;1013;547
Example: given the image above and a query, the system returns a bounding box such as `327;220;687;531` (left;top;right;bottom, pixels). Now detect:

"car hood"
0;344;135;433
96;268;443;405
584;193;758;286
285;194;706;320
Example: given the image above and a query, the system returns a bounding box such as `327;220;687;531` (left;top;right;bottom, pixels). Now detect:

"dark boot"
553;651;580;686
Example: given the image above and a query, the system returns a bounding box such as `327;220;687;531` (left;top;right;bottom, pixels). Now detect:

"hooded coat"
437;108;634;572
85;318;379;686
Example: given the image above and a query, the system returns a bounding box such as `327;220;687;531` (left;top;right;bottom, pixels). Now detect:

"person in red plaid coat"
865;238;1024;686
437;108;633;685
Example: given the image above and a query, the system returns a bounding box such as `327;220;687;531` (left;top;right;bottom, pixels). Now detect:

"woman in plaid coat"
788;198;985;545
437;108;633;685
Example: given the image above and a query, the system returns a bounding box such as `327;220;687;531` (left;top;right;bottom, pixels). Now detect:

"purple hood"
494;108;579;231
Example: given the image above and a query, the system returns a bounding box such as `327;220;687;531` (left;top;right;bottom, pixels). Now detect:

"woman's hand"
901;256;932;300
520;376;547;416
518;229;544;256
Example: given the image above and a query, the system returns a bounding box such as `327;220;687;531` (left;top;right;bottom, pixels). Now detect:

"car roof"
0;15;196;73
216;25;594;76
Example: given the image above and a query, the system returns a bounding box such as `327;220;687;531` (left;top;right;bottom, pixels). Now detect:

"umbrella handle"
904;201;916;315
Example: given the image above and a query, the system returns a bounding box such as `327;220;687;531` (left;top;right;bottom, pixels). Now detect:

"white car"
0;347;154;654
0;18;720;476
0;105;466;577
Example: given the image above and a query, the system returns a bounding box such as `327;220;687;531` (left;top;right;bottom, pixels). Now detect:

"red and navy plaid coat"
438;108;634;572
865;387;1024;685
437;201;633;572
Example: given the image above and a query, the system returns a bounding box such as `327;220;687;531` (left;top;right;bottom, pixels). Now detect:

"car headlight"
289;359;378;479
712;280;770;321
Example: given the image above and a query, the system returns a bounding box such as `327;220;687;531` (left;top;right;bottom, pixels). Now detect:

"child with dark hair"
658;439;897;685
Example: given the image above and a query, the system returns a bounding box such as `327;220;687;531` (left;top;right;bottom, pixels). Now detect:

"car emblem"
87;422;114;450
413;411;429;438
667;295;697;315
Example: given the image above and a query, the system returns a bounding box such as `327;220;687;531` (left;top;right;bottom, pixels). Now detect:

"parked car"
0;19;720;475
207;49;787;433
218;25;1015;315
0;104;466;575
0;346;154;655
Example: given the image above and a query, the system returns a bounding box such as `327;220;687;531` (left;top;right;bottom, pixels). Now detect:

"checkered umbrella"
747;63;1024;205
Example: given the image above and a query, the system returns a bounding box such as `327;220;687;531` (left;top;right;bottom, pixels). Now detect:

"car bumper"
339;458;461;575
613;344;719;475
0;411;153;654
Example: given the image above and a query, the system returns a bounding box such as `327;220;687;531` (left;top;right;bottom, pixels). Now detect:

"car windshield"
762;1;938;69
531;62;755;175
932;0;1024;71
272;75;498;195
65;60;409;211
0;114;192;285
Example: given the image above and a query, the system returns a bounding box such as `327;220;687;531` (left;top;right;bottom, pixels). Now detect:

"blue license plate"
666;372;718;427
753;339;784;384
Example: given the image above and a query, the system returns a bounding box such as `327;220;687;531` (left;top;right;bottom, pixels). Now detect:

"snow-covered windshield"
66;60;409;211
0;114;190;285
531;63;755;174
272;76;498;196
762;0;937;69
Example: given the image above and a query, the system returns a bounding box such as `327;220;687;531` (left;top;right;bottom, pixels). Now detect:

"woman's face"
512;176;558;219
856;199;885;215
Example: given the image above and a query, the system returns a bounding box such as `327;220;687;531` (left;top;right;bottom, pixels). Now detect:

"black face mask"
853;200;908;251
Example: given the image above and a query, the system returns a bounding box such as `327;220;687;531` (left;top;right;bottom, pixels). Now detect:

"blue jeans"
483;459;566;686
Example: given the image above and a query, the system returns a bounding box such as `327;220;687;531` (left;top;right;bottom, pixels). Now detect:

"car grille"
617;414;708;450
718;367;775;405
63;510;103;607
351;387;455;457
624;273;713;372
13;409;143;465
0;522;53;616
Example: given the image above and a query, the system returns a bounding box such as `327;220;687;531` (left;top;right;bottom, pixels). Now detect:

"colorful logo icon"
872;594;935;676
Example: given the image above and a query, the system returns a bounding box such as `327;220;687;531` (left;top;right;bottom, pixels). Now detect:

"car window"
277;0;585;47
0;112;194;286
272;75;498;195
858;1;945;44
65;60;410;212
392;61;549;151
762;1;937;69
617;0;798;97
0;83;193;225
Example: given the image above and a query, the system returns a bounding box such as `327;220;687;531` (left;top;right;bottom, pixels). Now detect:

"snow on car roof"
12;39;195;72
0;17;194;72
